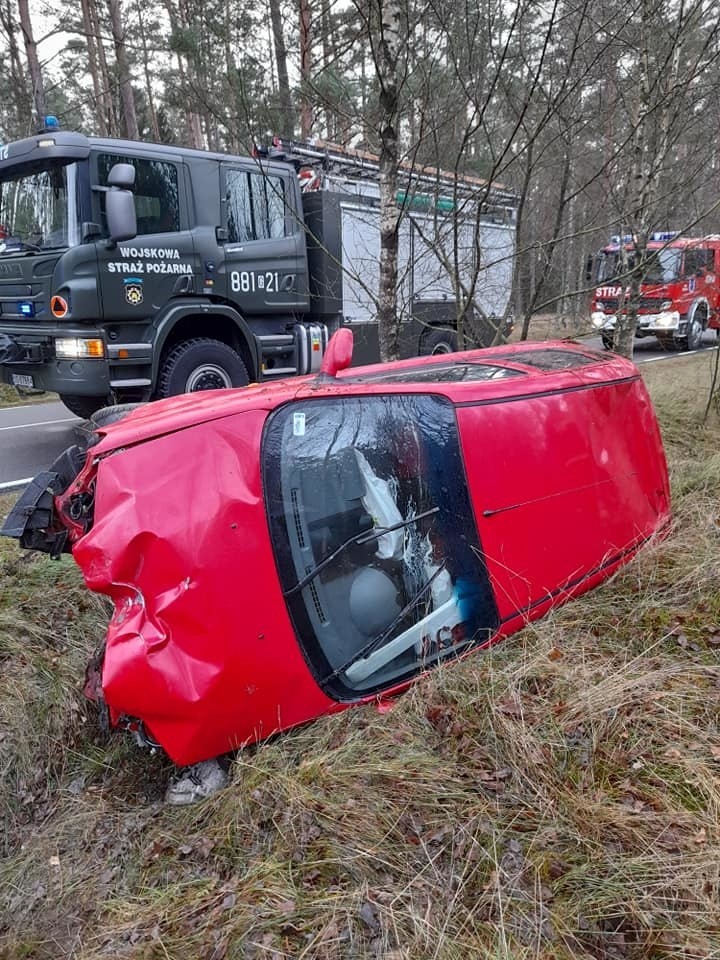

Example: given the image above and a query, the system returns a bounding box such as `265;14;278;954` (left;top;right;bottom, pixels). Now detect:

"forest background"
2;0;720;355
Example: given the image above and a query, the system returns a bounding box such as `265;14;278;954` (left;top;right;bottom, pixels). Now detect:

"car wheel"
157;338;249;398
59;394;110;419
601;334;614;351
421;328;458;356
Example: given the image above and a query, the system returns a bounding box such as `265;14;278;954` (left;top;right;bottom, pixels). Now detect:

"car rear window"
263;394;499;699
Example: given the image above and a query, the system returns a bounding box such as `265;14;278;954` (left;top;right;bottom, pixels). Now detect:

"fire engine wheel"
157;338;250;398
59;394;111;419
421;328;458;356
679;314;704;351
601;334;614;351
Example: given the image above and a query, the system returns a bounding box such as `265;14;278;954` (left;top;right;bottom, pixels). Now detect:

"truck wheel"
157;338;249;398
421;329;458;355
59;394;110;419
601;334;614;351
679;312;704;351
74;403;143;447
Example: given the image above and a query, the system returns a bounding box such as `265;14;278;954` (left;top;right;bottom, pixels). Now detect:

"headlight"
55;338;105;359
660;300;672;310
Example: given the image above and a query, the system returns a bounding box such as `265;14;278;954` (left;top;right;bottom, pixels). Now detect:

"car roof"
91;340;637;455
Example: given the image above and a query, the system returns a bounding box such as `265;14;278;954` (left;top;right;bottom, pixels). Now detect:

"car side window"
97;153;180;235
226;169;286;242
263;394;498;699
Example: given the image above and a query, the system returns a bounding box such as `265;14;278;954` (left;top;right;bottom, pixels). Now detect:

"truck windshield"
0;162;79;254
597;248;681;284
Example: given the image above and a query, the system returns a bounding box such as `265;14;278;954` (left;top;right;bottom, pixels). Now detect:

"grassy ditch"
0;383;55;407
1;353;720;959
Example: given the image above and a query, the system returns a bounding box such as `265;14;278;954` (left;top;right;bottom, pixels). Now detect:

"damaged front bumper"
0;444;94;556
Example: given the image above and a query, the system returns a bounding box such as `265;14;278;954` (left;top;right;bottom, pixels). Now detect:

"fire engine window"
97;154;179;234
226;170;286;242
683;248;714;276
263;394;498;699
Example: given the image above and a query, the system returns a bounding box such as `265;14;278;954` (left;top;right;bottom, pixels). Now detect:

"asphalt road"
0;401;80;491
1;330;718;492
583;328;719;360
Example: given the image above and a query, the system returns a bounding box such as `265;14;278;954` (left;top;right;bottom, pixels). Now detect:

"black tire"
420;328;458;356
678;311;705;351
59;394;109;418
601;334;614;351
157;338;249;398
74;402;144;447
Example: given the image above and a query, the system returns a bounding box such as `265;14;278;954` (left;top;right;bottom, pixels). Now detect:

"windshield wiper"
283;505;439;598
321;562;448;684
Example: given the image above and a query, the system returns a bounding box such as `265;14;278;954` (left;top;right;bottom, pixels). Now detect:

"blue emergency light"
17;302;35;317
650;231;679;242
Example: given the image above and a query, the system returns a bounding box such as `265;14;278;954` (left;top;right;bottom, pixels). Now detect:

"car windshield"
0;162;79;254
263;393;498;698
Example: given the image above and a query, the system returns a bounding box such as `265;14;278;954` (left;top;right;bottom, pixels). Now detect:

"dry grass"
1;354;720;959
0;384;56;408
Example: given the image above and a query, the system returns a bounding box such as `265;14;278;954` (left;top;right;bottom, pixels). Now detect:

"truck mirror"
107;163;135;190
106;187;137;243
585;255;594;283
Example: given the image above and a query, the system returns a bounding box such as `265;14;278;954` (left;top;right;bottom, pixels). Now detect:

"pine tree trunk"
17;0;46;122
269;0;293;136
107;0;139;139
135;1;160;141
80;0;108;136
299;0;313;139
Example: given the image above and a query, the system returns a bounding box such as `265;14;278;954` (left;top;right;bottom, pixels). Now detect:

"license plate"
11;373;35;389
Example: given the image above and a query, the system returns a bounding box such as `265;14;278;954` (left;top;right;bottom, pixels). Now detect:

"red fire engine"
590;232;720;350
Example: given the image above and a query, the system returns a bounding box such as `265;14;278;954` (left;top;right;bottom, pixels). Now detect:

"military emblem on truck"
124;278;143;305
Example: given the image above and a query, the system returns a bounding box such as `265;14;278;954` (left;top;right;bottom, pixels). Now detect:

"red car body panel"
42;340;670;765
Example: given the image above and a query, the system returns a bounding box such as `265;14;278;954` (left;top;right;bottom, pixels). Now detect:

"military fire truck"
0;123;516;417
590;232;720;351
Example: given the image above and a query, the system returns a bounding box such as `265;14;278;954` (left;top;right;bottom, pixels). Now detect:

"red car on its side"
3;332;670;765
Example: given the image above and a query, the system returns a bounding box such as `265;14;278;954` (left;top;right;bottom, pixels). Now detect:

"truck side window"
683;248;714;276
97;154;180;235
226;170;285;242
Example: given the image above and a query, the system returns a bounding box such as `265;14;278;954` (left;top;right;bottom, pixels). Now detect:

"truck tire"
74;403;144;447
421;329;458;356
157;338;249;398
678;311;704;351
601;334;614;351
59;394;109;419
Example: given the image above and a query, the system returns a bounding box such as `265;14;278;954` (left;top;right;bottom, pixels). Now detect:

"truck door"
219;163;309;316
93;151;198;325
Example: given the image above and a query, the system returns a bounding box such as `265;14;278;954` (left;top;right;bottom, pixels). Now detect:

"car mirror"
319;328;353;377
